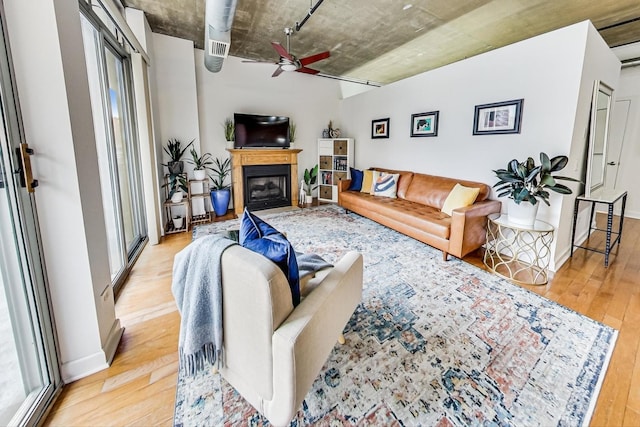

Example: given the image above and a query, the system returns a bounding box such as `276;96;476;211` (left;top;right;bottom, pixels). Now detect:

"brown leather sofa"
338;168;502;261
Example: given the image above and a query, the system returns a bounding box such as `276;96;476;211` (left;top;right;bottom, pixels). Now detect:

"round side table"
483;213;554;285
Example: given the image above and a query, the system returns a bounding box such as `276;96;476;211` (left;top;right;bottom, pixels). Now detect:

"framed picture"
473;99;524;135
371;118;390;139
410;111;439;137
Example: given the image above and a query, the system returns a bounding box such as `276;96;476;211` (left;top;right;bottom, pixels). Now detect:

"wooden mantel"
227;148;302;215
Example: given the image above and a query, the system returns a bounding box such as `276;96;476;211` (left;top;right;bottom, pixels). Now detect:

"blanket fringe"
179;344;222;376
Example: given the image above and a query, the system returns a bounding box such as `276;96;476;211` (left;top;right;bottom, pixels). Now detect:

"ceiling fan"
243;27;330;77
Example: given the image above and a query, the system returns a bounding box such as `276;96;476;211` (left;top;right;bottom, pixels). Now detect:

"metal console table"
484;213;555;285
570;189;627;267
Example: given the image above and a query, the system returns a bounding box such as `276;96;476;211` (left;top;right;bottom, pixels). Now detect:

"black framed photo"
410;111;439;137
371;118;390;139
473;99;523;135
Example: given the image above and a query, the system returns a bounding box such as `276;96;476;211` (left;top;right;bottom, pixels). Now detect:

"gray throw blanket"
296;252;333;279
172;234;236;376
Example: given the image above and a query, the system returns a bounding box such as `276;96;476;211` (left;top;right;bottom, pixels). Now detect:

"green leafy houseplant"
289;121;296;143
163;138;194;174
187;148;214;171
209;157;231;190
493;152;580;206
209;157;232;216
222;118;234;142
163;173;188;200
303;164;318;196
164;138;194;162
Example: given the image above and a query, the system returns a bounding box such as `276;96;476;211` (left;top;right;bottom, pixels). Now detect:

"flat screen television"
234;113;290;148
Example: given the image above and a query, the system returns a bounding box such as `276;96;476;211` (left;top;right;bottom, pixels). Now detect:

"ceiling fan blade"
272;66;284;77
296;66;320;75
271;42;293;61
299;51;330;66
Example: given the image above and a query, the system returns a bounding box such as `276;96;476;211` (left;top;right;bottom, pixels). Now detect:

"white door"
0;4;61;424
605;99;631;189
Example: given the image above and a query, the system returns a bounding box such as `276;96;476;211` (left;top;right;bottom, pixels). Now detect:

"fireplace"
228;148;301;215
243;164;291;211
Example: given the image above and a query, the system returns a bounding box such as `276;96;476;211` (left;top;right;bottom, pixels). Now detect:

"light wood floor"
44;212;640;426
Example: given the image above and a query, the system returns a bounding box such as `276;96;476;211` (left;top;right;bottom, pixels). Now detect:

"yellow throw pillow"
361;170;374;193
441;183;480;216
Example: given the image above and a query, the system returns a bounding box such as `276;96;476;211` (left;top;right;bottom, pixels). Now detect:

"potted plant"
209;157;232;216
493;152;580;225
289;121;296;146
187;148;213;181
303;164;318;204
163;138;194;174
172;215;184;230
164;173;188;203
222;118;234;149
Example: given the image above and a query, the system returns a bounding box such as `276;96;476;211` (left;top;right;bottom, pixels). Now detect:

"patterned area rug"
175;205;617;426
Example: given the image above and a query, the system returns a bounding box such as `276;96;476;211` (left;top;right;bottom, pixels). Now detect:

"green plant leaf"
547;183;573;194
540;152;551;173
549;155;569;172
540;174;556;187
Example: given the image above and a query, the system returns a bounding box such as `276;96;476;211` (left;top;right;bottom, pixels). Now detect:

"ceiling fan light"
281;64;297;72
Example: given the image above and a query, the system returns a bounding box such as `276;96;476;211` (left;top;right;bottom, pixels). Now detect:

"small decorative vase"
226;140;235;149
171;191;183;203
210;189;231;216
168;161;183;174
194;169;206;181
305;195;313;204
172;216;184;229
508;199;539;227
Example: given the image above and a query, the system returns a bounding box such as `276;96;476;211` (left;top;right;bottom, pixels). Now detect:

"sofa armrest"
338;179;352;193
448;199;502;258
269;251;363;425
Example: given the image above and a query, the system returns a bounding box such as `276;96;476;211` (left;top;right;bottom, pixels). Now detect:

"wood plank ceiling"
122;0;640;84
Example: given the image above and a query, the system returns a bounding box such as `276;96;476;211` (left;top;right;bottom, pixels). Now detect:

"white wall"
5;0;121;381
611;65;640;218
194;54;343;187
339;21;619;270
556;24;621;264
152;34;201;168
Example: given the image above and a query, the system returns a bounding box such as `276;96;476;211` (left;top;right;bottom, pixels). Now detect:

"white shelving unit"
189;179;211;226
317;138;354;203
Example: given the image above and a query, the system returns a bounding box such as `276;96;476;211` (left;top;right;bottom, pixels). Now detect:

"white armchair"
218;245;363;426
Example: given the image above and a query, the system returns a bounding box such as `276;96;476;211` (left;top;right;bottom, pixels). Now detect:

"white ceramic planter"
194;169;206;181
172;216;184;229
226;140;235;149
171;191;184;203
508;199;539;226
305;195;313;204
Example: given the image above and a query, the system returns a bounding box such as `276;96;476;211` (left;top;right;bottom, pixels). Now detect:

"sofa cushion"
441;183;480;216
361;170;374;193
348;168;363;191
340;191;450;239
373;173;399;198
373;168;414;199
239;209;300;306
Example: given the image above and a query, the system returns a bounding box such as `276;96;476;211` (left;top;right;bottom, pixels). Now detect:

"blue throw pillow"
348;168;364;191
239;209;300;306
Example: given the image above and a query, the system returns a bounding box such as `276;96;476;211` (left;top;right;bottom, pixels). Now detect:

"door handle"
607;161;617;166
18;143;38;192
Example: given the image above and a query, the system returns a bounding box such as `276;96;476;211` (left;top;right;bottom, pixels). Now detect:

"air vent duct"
204;0;238;72
209;39;230;58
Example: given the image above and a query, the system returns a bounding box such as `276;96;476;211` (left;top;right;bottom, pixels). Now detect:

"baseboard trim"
60;320;124;383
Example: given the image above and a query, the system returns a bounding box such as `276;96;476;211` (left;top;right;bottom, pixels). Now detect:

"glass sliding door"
0;4;60;425
80;12;146;293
